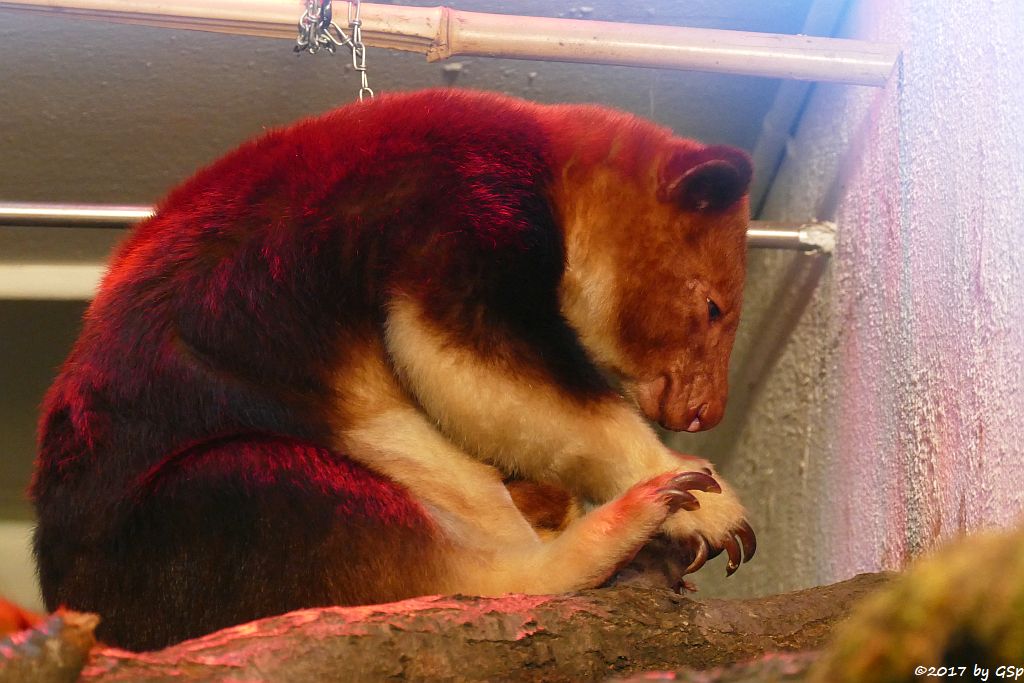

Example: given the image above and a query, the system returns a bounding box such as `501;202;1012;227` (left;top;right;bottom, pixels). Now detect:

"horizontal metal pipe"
0;202;835;252
438;11;897;86
0;205;833;299
747;222;836;252
0;263;106;300
0;202;153;228
0;1;899;86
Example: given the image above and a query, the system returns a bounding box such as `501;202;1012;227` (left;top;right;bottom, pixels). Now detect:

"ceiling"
0;0;831;207
0;0;843;263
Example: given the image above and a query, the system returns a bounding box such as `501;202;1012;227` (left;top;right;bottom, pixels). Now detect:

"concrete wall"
677;0;1024;597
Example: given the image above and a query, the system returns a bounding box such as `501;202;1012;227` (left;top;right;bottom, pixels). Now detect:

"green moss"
812;528;1024;682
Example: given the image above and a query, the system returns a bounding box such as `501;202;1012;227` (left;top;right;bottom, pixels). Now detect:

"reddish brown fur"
32;89;753;651
504;479;582;537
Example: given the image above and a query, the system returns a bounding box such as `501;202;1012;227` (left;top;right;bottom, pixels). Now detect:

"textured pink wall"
682;0;1024;597
825;0;1024;572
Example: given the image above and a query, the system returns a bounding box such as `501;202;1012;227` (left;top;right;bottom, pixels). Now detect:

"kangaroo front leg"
504;469;723;594
383;299;755;577
332;341;728;596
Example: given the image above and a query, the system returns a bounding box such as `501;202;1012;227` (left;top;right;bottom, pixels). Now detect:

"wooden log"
0;610;97;683
65;573;889;682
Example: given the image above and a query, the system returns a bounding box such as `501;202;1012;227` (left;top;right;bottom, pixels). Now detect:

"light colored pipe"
747;221;836;253
0;202;153;227
0;211;834;300
0;202;836;253
0;263;107;300
0;1;899;86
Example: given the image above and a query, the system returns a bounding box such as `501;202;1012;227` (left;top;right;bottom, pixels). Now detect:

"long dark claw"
668;471;721;494
683;536;709;575
737;520;757;562
723;534;742;576
662;489;701;513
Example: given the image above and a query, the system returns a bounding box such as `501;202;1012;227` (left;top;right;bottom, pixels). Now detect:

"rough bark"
0;610;97;683
50;573;887;682
610;652;820;682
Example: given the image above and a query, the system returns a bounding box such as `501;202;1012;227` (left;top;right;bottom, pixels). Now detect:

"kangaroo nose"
685;404;708;432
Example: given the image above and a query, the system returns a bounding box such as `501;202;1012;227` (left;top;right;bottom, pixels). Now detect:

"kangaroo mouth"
629;372;716;432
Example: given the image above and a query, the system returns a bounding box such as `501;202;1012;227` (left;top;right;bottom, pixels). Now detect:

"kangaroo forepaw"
681;519;757;576
657;460;756;579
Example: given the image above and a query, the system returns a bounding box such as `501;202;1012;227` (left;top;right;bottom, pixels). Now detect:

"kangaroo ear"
658;145;753;213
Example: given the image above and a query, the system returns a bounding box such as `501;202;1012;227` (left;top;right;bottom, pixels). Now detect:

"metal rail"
0;203;834;300
0;203;153;228
0;202;836;253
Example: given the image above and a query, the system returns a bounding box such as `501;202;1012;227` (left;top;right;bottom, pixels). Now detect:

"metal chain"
347;0;373;100
294;0;374;100
294;0;338;54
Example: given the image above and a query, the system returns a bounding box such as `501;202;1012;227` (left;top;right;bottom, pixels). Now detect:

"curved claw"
722;534;742;576
683;535;710;575
668;471;721;495
736;520;757;562
662;488;701;513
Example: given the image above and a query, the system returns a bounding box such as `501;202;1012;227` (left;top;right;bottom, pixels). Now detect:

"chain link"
347;0;374;100
295;0;374;100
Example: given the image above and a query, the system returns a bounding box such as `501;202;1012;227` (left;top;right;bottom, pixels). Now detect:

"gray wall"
679;0;1024;599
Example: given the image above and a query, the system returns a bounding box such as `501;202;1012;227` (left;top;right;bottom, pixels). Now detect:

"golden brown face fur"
549;107;750;432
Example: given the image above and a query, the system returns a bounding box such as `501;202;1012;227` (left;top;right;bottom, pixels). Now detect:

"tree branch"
58;573;888;682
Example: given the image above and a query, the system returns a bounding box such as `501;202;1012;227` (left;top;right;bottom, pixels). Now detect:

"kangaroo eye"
707;298;722;322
